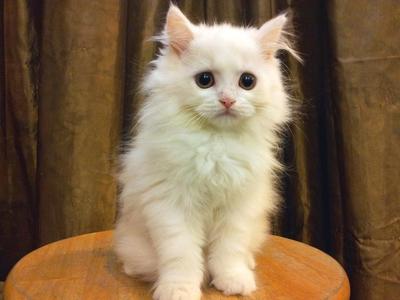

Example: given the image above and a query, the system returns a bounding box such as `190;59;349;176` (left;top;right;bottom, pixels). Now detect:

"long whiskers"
181;105;208;129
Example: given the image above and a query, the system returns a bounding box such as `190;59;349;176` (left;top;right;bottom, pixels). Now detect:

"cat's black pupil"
240;73;255;89
196;72;213;88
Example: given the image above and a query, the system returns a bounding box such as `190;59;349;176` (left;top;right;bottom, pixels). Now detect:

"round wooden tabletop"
4;231;349;300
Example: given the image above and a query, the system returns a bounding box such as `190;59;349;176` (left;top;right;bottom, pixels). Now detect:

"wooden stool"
4;231;349;299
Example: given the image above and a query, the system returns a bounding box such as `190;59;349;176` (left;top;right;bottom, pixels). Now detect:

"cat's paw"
212;267;256;296
153;282;201;300
247;253;256;270
122;263;135;276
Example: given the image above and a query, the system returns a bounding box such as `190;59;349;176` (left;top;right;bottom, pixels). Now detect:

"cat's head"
144;5;298;130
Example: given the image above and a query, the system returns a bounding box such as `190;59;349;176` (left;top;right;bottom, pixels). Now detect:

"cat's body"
114;5;296;300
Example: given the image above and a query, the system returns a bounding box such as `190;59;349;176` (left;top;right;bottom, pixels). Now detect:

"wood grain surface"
4;231;349;300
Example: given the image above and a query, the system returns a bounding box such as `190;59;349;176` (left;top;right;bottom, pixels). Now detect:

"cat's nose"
219;98;236;109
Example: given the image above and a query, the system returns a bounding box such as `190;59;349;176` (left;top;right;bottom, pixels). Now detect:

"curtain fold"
1;1;399;299
37;0;126;244
327;1;400;298
0;0;39;279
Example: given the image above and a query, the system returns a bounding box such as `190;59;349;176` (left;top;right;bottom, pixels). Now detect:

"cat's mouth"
216;109;238;118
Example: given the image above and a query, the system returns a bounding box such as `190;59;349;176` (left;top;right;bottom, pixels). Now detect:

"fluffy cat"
114;4;297;300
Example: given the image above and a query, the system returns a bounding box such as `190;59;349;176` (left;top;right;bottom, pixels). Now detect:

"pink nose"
219;98;236;109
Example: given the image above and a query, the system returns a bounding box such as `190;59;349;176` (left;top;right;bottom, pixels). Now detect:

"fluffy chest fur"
131;127;271;207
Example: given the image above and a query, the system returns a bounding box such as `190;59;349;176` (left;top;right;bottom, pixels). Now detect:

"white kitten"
114;5;297;300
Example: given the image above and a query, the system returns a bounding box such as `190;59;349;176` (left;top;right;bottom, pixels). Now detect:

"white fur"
114;5;295;300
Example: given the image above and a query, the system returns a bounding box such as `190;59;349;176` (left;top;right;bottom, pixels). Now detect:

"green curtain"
1;1;399;299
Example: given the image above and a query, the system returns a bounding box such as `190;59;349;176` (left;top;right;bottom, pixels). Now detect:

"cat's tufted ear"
257;14;300;60
165;5;194;55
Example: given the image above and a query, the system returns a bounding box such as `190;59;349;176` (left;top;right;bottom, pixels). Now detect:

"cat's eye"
239;73;256;90
195;72;214;89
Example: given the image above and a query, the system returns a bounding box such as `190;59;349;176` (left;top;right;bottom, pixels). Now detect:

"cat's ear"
257;14;300;60
165;4;194;55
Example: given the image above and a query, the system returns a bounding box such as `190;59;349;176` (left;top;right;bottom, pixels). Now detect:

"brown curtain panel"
1;1;399;299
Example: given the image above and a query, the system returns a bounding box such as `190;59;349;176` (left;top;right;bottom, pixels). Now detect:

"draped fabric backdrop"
1;1;399;299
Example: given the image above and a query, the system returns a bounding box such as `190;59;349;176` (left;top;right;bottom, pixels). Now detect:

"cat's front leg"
207;208;267;296
143;202;204;300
